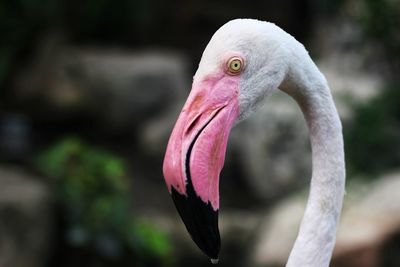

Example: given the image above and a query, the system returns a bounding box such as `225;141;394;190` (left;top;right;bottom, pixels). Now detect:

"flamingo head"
162;19;288;260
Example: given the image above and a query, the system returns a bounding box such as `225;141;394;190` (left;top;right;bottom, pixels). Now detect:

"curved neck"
280;52;345;267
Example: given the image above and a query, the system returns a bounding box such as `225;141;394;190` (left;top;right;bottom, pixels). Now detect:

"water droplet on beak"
211;258;219;264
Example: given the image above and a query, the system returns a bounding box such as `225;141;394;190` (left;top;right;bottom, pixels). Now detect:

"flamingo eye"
227;57;243;75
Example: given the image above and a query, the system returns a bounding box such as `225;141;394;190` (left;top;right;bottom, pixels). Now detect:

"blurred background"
0;0;400;266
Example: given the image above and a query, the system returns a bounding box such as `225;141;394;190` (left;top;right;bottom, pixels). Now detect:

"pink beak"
163;76;240;260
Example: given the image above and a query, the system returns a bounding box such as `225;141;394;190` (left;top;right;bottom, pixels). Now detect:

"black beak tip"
171;187;221;259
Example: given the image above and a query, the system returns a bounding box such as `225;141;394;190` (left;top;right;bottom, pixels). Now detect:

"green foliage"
36;137;172;266
130;219;173;260
361;0;400;41
360;0;400;71
345;85;400;177
313;0;346;14
345;0;400;178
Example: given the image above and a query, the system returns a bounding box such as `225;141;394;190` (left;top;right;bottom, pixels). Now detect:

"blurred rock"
15;39;190;132
0;167;52;267
69;49;189;130
250;192;305;266
138;103;184;157
251;171;400;267
332;172;400;267
230;90;311;201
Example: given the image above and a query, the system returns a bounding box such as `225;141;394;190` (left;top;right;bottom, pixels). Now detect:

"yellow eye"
227;57;243;74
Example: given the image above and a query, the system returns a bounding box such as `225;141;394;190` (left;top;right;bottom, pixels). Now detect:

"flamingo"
163;19;345;267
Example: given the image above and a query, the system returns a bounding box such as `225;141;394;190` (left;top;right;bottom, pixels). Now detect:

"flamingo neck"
280;53;345;267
